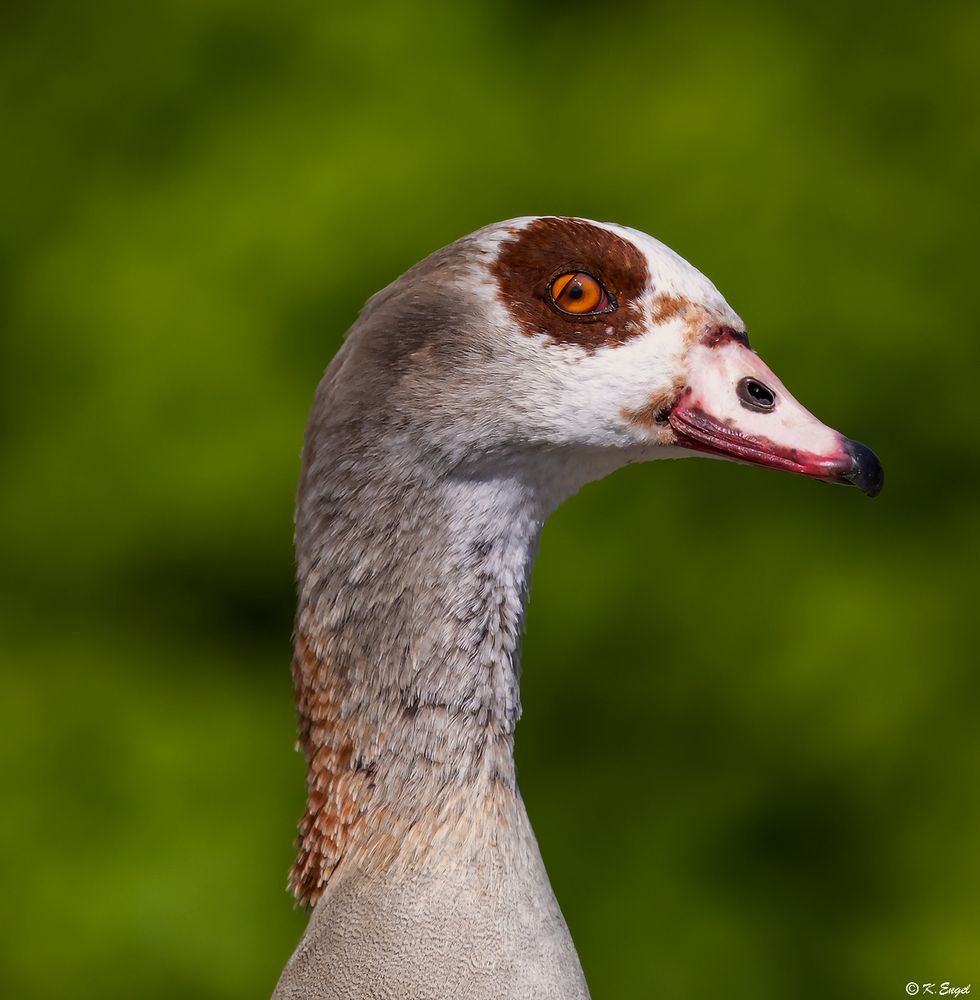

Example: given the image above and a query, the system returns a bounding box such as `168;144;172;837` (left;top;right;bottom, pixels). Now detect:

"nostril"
737;377;777;412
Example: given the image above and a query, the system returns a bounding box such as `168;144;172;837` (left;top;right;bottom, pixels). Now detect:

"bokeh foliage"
2;2;978;997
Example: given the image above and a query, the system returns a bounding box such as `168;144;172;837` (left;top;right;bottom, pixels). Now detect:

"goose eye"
549;272;612;316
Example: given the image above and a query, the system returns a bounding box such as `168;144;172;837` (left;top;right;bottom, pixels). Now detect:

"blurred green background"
2;1;978;997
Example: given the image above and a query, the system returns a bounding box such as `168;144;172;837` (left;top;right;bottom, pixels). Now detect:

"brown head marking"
704;324;751;349
491;217;650;351
650;292;690;325
622;376;687;435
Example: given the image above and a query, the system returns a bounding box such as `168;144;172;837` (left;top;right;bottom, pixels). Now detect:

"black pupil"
748;380;772;404
567;281;584;299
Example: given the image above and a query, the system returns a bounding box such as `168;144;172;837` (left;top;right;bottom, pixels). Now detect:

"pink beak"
667;332;883;497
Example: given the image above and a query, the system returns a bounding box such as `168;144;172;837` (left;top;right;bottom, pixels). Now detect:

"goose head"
278;217;884;996
330;215;882;501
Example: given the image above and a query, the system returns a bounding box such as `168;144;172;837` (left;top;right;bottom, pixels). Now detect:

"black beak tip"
842;438;884;498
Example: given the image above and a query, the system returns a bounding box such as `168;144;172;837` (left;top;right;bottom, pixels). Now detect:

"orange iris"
550;272;608;315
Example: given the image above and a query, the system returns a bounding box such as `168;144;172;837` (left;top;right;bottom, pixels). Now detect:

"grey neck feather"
274;400;592;998
299;458;537;793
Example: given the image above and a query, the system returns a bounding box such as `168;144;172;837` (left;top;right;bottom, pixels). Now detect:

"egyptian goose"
271;217;882;999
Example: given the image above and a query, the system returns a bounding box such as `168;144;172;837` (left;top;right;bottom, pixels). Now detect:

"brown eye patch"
550;272;614;316
492;217;650;351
